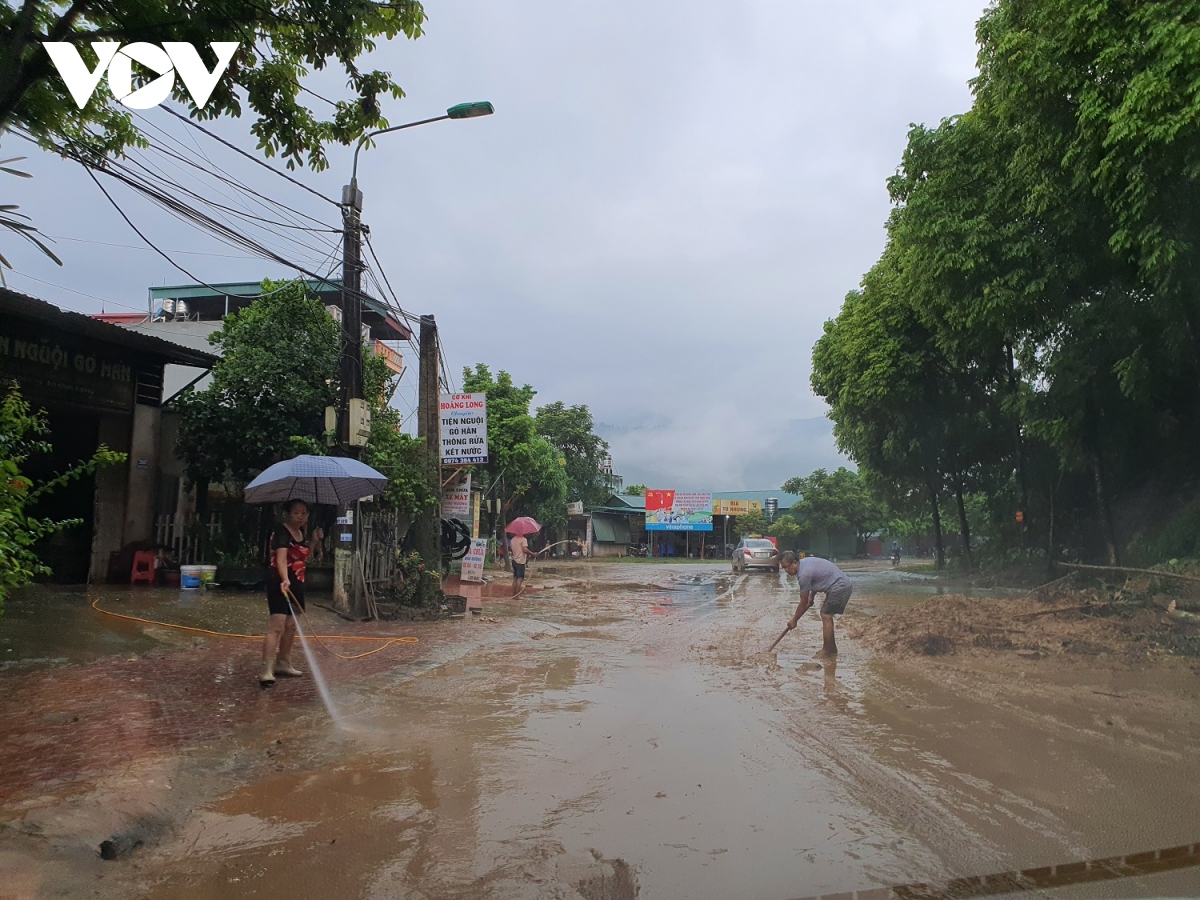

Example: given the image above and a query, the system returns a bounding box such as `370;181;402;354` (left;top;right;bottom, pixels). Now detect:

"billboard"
712;498;763;517
645;490;713;532
440;393;488;465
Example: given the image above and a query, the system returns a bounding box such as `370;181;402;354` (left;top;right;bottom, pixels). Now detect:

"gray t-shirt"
795;556;849;594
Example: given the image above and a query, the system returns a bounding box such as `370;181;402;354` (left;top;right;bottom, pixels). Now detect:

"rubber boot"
259;659;276;686
275;656;304;677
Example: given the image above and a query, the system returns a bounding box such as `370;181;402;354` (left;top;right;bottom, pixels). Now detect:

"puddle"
2;562;1197;899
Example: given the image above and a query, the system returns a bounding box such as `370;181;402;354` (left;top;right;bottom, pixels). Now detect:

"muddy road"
1;561;1198;898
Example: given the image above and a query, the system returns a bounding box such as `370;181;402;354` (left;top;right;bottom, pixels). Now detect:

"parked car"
731;538;779;573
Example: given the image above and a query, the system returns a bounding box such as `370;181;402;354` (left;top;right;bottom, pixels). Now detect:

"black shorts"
266;578;305;616
512;562;526;579
820;579;852;616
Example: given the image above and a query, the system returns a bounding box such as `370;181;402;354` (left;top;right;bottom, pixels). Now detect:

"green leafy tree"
767;514;802;545
361;349;436;522
783;467;883;553
175;280;339;488
460;364;567;528
0;1;427;170
0;381;123;612
623;484;647;497
733;509;768;538
535;401;610;508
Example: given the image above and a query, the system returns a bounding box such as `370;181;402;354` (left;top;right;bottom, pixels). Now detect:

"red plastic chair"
130;550;156;585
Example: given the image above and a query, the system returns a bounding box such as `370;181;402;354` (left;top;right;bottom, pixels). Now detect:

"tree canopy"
175;280;339;487
783;468;883;550
810;0;1200;570
0;0;427;169
460;364;568;528
535;401;610;509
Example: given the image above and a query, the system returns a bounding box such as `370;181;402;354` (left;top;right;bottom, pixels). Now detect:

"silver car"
732;538;779;573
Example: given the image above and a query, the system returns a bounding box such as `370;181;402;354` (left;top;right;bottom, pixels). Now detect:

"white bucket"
198;565;218;584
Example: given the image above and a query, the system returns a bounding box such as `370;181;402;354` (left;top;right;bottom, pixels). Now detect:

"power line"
83;165;344;301
162;106;340;208
132;114;337;232
44;234;260;259
5;270;150;314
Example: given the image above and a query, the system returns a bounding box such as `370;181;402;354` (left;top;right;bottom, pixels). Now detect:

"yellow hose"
90;591;419;661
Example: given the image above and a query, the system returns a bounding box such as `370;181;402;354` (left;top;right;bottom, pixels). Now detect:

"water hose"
90;591;419;661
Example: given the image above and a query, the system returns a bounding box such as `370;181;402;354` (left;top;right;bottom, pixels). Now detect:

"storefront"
1;289;216;582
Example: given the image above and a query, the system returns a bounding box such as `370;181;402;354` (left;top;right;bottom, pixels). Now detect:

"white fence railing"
154;513;222;565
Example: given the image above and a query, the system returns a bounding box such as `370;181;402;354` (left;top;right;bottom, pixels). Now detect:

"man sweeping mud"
779;551;852;657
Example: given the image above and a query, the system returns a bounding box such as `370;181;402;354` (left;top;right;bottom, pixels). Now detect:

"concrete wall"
122;403;161;545
90;414;131;581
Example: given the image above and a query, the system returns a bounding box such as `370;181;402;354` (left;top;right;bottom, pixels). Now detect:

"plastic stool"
130;551;156;585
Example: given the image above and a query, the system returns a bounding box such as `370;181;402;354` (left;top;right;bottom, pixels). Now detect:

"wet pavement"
1;561;1198;899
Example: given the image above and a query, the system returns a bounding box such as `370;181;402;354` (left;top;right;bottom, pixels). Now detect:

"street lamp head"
446;101;495;120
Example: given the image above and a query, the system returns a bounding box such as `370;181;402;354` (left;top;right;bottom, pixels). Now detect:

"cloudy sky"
5;0;987;491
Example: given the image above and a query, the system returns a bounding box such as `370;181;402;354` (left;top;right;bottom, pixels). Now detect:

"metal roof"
2;287;218;368
147;279;412;340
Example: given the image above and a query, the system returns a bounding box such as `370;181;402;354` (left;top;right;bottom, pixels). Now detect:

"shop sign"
645;489;713;532
443;475;472;519
566;501;584;516
439;393;488;464
461;538;488;582
712;499;763;517
0;324;136;412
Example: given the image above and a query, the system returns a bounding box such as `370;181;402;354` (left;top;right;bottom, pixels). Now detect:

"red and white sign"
645;489;675;511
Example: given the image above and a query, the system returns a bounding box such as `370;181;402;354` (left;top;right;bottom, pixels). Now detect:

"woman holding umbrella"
244;454;389;686
260;498;312;686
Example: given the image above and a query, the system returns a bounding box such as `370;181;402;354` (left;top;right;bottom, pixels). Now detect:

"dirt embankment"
848;576;1200;666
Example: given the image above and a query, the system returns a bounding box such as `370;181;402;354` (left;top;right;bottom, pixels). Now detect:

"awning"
592;513;631;544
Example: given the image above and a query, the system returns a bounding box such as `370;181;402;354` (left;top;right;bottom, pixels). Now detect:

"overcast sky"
5;0;987;491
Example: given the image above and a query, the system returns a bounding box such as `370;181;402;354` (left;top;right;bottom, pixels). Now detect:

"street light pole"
334;102;494;613
337;102;494;453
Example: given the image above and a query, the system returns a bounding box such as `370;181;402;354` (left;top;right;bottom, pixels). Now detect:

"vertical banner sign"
461;538;488;582
440;393;489;464
472;491;481;539
645;490;714;531
442;474;472;519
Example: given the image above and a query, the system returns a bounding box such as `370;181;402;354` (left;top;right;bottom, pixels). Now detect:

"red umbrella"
505;516;542;536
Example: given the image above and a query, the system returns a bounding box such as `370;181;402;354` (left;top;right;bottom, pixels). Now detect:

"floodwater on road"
1;561;1198;899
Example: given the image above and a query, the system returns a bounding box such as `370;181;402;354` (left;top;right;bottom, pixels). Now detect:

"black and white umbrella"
243;454;388;506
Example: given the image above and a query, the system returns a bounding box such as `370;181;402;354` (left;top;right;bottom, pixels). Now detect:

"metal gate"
351;506;410;618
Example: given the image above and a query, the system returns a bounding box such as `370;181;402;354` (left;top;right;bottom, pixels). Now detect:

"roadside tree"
782;468;883;556
0;1;427;170
535;401;610;509
461;365;567;529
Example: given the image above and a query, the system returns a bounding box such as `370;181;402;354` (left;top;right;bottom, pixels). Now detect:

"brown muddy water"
1;561;1198;899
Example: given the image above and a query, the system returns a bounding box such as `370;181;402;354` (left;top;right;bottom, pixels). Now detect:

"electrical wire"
84;165;344;301
3;270;150;314
43;234;259;259
131;115;337;232
162;106;340;208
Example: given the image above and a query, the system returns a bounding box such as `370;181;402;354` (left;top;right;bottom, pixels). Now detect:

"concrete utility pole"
416;315;443;579
338;182;365;456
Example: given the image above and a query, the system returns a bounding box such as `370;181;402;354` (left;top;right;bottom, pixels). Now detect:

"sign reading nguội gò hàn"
0;325;137;412
440;393;488;465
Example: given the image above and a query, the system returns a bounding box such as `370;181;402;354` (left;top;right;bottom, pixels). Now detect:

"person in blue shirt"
780;551;853;658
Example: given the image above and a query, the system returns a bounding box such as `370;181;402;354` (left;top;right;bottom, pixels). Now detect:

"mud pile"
849;584;1200;662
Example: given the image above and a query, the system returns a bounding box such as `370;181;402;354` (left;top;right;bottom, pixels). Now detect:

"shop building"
1;288;217;582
